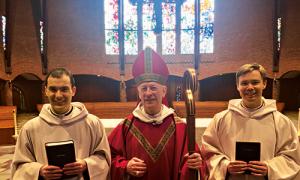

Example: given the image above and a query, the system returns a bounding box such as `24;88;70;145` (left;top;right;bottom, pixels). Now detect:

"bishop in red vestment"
108;47;207;180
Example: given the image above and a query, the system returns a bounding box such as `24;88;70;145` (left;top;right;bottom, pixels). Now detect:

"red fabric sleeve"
108;123;128;179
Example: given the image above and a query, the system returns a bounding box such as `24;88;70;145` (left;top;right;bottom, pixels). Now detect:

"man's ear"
72;86;77;96
263;80;267;89
136;86;142;100
236;82;240;92
45;86;49;96
162;85;167;98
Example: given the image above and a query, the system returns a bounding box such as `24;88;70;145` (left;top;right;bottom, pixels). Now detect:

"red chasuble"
108;114;206;180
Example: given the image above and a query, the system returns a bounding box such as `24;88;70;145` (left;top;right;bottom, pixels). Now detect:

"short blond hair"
236;63;267;83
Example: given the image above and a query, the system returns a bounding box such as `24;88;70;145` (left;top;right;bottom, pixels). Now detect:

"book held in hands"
45;140;76;168
235;141;261;162
235;141;261;174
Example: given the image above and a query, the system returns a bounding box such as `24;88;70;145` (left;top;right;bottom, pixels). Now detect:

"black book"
235;141;261;174
45;140;76;168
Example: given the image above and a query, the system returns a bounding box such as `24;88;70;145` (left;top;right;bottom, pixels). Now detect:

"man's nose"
246;83;254;89
55;90;63;97
145;88;152;95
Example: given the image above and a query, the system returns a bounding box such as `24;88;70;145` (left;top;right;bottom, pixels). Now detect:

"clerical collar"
139;106;161;125
50;105;73;117
133;103;174;125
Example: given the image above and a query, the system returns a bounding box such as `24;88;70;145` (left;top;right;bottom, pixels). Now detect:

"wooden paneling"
37;102;137;119
0;106;16;145
37;101;285;119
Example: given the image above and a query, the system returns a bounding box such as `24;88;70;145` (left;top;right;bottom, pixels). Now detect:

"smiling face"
137;81;167;115
45;74;76;114
237;70;266;109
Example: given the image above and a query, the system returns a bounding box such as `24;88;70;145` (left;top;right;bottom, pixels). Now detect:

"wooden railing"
173;101;285;118
37;102;137;119
173;101;228;118
37;101;285;119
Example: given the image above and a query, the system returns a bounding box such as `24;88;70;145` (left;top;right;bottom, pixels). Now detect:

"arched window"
104;0;214;55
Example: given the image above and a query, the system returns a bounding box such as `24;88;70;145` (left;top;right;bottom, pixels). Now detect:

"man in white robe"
202;63;300;180
11;68;111;180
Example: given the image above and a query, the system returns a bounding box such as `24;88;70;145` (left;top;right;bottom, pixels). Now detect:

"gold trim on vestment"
124;120;175;162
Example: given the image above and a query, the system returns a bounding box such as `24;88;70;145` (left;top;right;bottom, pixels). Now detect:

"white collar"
133;103;174;125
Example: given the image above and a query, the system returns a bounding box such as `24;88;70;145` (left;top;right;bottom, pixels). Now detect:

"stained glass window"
277;17;281;51
124;0;138;54
104;0;214;55
142;3;156;51
162;2;176;54
40;21;44;53
181;0;214;54
199;0;214;53
1;16;6;50
104;0;119;54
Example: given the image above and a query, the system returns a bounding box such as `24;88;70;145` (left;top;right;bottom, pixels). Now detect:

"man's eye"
60;88;69;92
140;87;147;91
251;81;260;85
48;87;57;92
150;86;158;91
240;82;248;86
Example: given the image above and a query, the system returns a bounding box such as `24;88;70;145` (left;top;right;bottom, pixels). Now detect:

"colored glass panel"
277;18;281;50
104;0;118;29
181;0;214;54
162;3;176;30
162;30;175;55
124;0;137;30
181;0;195;29
105;30;119;54
181;30;194;54
199;0;214;53
143;31;156;51
200;23;214;53
2;16;6;50
40;21;44;53
143;3;155;30
104;0;214;55
124;30;138;55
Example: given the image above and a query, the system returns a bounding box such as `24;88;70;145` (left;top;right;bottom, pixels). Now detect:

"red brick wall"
0;0;299;81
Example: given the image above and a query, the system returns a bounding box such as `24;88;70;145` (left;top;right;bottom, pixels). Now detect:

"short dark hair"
236;63;267;83
44;68;75;87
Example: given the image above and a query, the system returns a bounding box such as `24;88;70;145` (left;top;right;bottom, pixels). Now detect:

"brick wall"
0;0;299;81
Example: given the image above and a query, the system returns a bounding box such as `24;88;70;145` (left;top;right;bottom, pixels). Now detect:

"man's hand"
185;153;202;169
227;161;248;175
248;161;268;177
126;157;147;177
39;165;63;180
63;159;87;176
